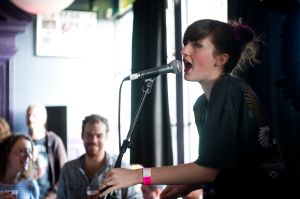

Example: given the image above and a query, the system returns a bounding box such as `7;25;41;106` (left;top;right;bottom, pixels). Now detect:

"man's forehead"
84;122;106;131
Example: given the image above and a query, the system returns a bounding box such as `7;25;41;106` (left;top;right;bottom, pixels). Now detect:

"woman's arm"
99;163;218;197
151;163;218;184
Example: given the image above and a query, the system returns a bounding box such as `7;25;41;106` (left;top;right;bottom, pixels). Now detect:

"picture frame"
36;10;97;57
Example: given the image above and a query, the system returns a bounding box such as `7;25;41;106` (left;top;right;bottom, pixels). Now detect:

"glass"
11;190;18;199
87;186;99;199
87;165;117;199
0;190;18;199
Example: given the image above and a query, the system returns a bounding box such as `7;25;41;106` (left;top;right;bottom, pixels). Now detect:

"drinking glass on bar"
87;187;99;199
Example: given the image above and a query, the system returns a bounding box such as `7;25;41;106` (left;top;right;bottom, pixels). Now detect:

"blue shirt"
33;137;50;199
57;152;143;199
0;179;40;199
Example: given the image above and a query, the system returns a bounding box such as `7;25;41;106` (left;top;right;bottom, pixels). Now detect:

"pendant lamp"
10;0;75;14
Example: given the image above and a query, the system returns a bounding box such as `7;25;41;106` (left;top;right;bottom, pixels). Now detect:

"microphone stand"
102;77;156;199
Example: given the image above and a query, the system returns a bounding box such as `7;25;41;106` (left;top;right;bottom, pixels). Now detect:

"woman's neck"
199;71;224;100
200;73;224;100
201;81;214;100
0;172;21;184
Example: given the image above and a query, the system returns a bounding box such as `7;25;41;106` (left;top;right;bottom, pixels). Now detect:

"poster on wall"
36;10;97;57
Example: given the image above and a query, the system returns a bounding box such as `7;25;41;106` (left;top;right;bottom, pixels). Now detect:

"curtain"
228;0;300;198
129;0;173;167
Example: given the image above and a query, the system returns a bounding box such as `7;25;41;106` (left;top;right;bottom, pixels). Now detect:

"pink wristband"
143;168;152;185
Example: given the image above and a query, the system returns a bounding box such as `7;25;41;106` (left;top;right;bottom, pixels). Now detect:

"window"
166;0;227;164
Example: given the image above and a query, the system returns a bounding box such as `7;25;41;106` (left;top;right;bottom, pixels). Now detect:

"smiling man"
57;114;142;199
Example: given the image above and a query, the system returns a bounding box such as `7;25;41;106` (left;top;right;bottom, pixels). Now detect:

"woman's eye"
191;42;202;48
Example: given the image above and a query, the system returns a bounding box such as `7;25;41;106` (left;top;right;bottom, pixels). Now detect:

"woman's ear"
215;53;229;66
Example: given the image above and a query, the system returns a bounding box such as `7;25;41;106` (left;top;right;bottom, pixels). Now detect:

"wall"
12;12;133;160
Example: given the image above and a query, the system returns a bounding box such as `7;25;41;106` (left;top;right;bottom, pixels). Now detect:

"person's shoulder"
105;152;118;165
213;74;246;94
227;74;258;98
30;179;39;188
46;131;65;145
195;94;206;103
16;179;39;198
216;74;243;86
208;74;246;108
63;156;82;169
19;179;39;188
46;131;61;139
105;152;131;168
27;179;40;197
193;94;206;111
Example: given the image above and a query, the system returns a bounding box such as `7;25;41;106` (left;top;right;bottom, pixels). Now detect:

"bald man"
27;102;67;199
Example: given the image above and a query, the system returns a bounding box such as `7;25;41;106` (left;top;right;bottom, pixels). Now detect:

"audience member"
26;102;67;199
57;114;142;199
0;134;39;198
0;117;11;142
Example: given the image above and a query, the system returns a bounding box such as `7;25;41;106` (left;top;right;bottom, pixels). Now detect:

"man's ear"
215;53;229;66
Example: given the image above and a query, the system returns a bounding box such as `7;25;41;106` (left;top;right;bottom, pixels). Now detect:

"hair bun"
232;24;255;44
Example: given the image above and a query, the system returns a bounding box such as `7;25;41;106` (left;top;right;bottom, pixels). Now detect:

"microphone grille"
169;60;182;74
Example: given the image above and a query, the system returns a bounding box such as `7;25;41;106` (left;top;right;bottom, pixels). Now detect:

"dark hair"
0;134;34;178
183;19;260;73
81;114;109;137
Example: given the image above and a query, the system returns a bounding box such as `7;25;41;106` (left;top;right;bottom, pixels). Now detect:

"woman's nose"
181;45;188;56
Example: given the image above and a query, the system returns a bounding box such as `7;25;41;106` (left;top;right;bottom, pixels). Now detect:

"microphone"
125;60;182;81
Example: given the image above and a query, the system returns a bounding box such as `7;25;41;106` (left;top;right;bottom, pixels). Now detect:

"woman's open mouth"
183;59;192;73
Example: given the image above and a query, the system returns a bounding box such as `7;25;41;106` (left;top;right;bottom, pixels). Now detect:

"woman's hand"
99;168;142;197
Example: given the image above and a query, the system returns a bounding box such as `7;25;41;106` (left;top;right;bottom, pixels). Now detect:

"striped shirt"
0;179;39;199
